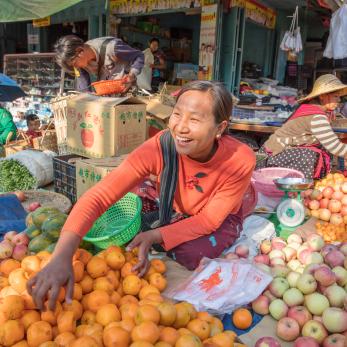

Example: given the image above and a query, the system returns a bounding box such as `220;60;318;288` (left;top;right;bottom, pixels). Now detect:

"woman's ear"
217;120;228;136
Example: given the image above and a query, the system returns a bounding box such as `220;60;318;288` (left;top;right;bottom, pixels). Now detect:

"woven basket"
92;78;128;96
83;193;142;249
32;122;58;153
4;131;31;157
21;190;72;214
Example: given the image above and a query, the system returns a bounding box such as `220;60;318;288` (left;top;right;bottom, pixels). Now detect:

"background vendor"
54;35;144;92
257;74;347;179
27;81;255;310
0;104;17;145
147;37;166;92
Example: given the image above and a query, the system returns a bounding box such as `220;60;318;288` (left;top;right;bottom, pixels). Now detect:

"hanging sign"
198;4;218;81
230;0;276;29
33;17;51;28
109;0;201;14
28;34;39;45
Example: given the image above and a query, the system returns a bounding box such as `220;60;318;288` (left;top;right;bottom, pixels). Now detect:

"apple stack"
249;233;347;346
304;172;347;228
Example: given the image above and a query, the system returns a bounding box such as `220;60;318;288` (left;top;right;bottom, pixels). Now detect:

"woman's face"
319;92;341;111
168;90;227;162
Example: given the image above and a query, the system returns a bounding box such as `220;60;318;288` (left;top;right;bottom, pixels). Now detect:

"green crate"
83;193;142;249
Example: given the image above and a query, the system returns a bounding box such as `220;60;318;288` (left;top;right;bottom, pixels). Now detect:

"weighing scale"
273;178;314;239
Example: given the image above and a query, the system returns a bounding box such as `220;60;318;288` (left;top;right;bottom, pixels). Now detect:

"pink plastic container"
252;167;305;198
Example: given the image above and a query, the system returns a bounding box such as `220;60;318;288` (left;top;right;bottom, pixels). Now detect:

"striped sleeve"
310;115;347;156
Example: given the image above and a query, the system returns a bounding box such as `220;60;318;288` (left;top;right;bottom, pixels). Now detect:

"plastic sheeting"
0;0;83;22
0;195;27;235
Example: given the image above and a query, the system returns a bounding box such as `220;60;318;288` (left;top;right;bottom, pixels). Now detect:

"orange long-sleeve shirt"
62;132;255;250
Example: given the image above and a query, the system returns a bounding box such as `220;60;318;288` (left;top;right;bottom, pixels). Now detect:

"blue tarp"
0;194;27;235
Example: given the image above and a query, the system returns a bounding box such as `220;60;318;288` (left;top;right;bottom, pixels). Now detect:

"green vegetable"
0;159;36;192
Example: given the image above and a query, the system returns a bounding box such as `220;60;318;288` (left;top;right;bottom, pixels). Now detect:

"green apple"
304;293;330;316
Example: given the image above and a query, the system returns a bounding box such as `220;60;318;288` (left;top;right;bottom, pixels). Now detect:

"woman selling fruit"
28;81;255;310
257;74;347;179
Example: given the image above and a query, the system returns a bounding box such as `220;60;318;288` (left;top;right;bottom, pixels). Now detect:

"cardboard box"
76;156;128;198
143;98;173;139
67;94;146;158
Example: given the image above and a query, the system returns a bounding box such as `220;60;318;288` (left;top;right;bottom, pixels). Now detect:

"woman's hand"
127;229;163;277
27;231;81;311
27;256;74;311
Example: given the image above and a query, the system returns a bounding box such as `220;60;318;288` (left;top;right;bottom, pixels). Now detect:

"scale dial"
277;199;305;228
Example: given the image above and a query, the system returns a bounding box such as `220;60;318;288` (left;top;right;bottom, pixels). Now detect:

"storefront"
108;0;220;86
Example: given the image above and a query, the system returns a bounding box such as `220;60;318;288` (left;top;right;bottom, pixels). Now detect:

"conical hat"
298;74;347;103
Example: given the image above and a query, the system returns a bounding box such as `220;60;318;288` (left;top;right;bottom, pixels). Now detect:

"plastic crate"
53;154;86;204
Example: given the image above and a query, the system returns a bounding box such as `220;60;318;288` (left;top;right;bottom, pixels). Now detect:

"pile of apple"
0;231;29;261
303;172;347;225
250;233;347;346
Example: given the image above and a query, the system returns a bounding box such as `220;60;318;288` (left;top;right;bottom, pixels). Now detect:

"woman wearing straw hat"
257;74;347;178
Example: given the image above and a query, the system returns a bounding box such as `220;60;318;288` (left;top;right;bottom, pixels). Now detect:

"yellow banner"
230;0;276;29
33;16;51;28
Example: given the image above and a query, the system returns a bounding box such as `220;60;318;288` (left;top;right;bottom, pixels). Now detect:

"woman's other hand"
127;229;163;277
26;231;81;311
27;256;74;311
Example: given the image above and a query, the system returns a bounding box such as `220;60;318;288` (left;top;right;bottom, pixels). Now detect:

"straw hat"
298;74;347;103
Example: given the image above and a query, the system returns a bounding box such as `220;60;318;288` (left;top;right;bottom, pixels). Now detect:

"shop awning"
0;0;83;22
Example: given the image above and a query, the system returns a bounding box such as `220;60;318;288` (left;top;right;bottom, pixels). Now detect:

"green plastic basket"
83;193;142;249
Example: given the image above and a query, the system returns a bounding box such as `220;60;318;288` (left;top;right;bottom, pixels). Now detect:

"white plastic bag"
137;48;154;91
324;5;347;59
280;6;302;54
165;258;272;315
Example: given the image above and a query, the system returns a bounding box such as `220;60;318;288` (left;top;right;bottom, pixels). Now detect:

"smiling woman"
27;81;256;310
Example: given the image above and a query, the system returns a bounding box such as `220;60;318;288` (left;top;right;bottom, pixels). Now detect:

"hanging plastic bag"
165;258;272;315
137;48;154;91
324;5;347;59
280;6;302;54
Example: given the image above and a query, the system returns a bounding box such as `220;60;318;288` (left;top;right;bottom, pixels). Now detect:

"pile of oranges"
0;245;242;347
315;221;347;243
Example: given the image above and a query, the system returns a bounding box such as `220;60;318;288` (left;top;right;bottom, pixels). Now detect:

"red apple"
332;191;344;201
288;306;312;328
341;194;347;205
302;320;328;344
12;233;29;246
319;208;331;221
294;336;320;347
322;307;347;333
314;267;336;286
276;317;300;341
255;337;281;347
260;240;272;255
322;244;338;258
28;201;41;212
320;198;330;209
235;244;249;258
341;205;347;216
311;189;323;201
253;254;270;265
341;182;347;194
252;295;270;315
329;200;342;213
309;200;320;210
325;250;345;268
271;237;287;250
304;189;313;198
323;333;345;347
323;186;334;199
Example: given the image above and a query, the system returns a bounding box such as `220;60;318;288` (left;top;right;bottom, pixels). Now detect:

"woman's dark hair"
26;114;39;126
150;37;160;45
54;35;84;72
176;81;233;127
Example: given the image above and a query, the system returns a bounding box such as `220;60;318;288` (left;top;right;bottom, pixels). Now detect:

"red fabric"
288;104;327;121
26;130;41;138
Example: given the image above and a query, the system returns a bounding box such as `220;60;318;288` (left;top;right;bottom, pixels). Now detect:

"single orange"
232;308;252;330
